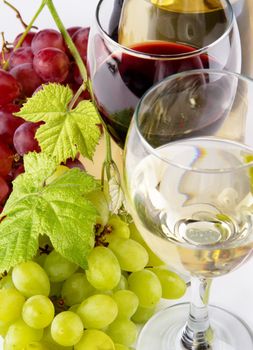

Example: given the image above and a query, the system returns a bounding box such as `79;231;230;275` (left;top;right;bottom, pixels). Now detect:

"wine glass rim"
95;0;235;60
133;69;253;174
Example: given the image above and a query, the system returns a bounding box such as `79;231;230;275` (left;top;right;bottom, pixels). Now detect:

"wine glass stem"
181;276;213;349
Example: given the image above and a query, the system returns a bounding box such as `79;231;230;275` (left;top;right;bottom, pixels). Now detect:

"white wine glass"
123;69;253;349
87;0;241;148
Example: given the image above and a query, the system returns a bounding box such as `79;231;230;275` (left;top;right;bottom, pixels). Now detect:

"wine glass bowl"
123;70;253;349
87;0;241;148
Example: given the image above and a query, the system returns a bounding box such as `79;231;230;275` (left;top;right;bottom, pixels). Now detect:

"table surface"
0;0;252;347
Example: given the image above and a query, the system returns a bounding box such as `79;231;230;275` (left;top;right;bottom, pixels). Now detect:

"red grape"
12;163;25;179
72;27;90;63
0;176;10;205
13;31;36;48
33;48;70;83
63;158;85;170
0;141;14;179
0;69;21;106
0;104;24;145
9;47;34;69
31;29;66;54
1;103;20;113
73;64;82;85
67;26;82;38
13;121;43;156
10;63;43;97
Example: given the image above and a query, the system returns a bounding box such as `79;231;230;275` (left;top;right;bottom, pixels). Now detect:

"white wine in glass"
124;70;253;350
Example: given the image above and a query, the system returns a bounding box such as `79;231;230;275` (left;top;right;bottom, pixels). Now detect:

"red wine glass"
87;0;241;149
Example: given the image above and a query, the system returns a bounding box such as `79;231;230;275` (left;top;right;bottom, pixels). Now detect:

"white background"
0;0;253;346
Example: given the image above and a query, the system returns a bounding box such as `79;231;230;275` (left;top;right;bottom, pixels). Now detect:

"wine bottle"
118;0;228;49
109;0;124;41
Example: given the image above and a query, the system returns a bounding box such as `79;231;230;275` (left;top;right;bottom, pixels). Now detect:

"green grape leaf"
0;153;99;272
15;83;101;163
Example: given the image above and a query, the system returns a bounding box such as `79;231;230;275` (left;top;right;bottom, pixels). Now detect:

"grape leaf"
0;153;99;272
15;84;101;163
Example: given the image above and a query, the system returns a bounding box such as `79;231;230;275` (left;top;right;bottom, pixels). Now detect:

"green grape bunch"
0;211;187;349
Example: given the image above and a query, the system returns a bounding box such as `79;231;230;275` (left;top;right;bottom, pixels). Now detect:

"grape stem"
45;0;116;184
68;84;84;111
87;79;113;166
2;0;47;70
3;0;38;30
1;32;11;65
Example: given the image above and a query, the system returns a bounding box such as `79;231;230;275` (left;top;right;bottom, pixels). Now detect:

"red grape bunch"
0;26;90;211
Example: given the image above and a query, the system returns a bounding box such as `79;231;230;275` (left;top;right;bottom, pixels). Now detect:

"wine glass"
87;0;241;149
123;69;253;349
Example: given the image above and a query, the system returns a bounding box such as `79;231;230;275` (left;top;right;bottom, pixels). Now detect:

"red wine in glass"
92;40;221;148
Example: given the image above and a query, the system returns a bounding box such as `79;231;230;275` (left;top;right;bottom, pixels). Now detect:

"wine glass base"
136;302;253;350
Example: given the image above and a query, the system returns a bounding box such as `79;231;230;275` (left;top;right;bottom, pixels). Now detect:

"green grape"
22;295;55;329
74;329;115;350
106;318;137;347
113;274;128;292
41;343;71;350
86;246;121;290
41;343;72;350
68;303;80;312
12;261;50;297
77;294;118;329
49;282;63;298
131;305;156;324
129;222;164;267
44;250;78;282
0;323;10;337
86;190;109;233
0;274;15;289
150;267;187;299
105;215;130;242
4;319;43;349
115;344;130;350
42;327;72;350
25;342;49;349
34;254;48;268
109;237;148;272
128;270;162;308
45;165;69;185
0;288;25;326
61;272;94;306
51;311;83;346
113;290;139;318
